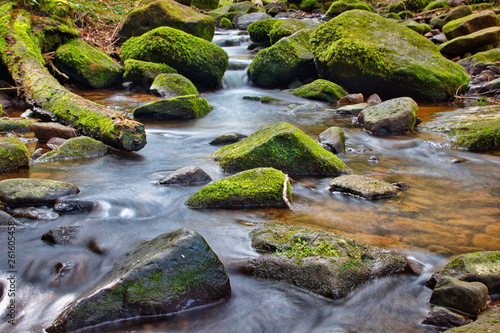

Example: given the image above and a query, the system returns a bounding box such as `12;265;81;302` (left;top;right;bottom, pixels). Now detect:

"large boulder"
150;73;198;98
46;228;231;332
55;38;124;89
118;0;215;42
213;122;351;175
426;251;500;294
438;27;500;59
0;178;79;207
268;18;319;44
121;27;228;89
430;6;473;30
186;167;290;208
357;97;418;136
247;29;318;88
123;59;178;85
133;95;212;120
310;10;470;102
0;137;29;173
288;79;347;104
35;136;109;162
442;10;499;40
328;174;399;199
247;224;413;299
248;18;278;43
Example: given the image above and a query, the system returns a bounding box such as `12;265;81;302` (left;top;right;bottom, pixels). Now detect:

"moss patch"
326;0;376;17
36;136;108;162
123;59;177;84
288;79;347;103
247;18;277;43
0;136;29;173
0;117;37;132
268;18;319;45
133;95;212;120
150;73;198;98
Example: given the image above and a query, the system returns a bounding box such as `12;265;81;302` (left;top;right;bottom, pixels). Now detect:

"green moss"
150;73;198;98
398;10;415;19
443;11;497;38
213;122;351;175
388;2;405;13
0;136;29;173
299;0;324;12
268;18;319;44
326;0;376;17
192;0;219;10
422;0;448;12
0;118;36;132
289;79;347;103
402;0;429;11
247;18;278;43
123;59;178;83
277;237;342;259
133;95;212;119
449;106;500;151
400;20;431;35
37;136;108;162
219;17;232;29
186;167;290;208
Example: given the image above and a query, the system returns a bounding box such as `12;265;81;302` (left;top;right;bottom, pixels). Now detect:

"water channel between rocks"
1;30;500;333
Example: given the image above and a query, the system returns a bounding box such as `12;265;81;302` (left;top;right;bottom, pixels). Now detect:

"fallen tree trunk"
0;5;146;151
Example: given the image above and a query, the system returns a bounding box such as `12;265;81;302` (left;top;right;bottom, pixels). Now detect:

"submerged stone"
213;122;351;175
36;136;108;162
150;73;198;98
0;178;79;206
247;224;413;299
133;95;213;119
0;137;29;173
186;167;290;208
329;174;398;199
46;228;231;332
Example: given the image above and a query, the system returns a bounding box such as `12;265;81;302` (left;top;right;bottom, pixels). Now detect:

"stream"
1;30;500;333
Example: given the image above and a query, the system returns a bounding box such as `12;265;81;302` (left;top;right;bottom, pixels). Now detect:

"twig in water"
283;174;294;213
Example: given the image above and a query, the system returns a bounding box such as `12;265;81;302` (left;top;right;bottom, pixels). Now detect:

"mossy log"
0;6;146;151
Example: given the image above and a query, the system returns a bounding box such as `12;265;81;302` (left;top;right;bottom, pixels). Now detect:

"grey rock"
236;13;269;30
0;178;79;207
318;126;346;154
42;225;81;245
422;306;472;328
159;166;212;185
328;174;398;199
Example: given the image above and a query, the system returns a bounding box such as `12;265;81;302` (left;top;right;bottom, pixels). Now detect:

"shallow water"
1;30;499;333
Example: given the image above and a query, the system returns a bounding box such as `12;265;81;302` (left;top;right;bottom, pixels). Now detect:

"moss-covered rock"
447;303;500;332
150;73;198;98
121;27;228;89
0;178;79;206
186;167;290;208
299;0;323;12
429;5;473;29
439;27;500;59
268;18;319;44
329;174;399;199
420;105;500;152
458;48;500;75
55;38;123;89
213;122;351;175
325;0;376;18
46;228;231;332
288;79;347;103
0;117;37;132
422;0;448;12
123;59;178;85
192;0;219;10
310;10;470;102
247;18;278;42
133;95;212;120
242;96;291;105
36;136;108;162
118;0;216;42
31;15;79;54
247;223;413;299
442;10;499;41
219;17;233;29
0;136;29;173
357;97;418;136
402;0;429;11
247;29;318;88
399;20;432;35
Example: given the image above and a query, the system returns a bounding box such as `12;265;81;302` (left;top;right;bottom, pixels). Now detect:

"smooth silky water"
1;30;499;333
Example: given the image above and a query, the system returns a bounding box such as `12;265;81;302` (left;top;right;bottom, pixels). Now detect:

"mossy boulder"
123;59;178;85
399;20;432;35
0;178;79;206
430;6;473;30
219;17;233;29
235;13;269;30
192;0;219;10
36;136;108;162
447;304;500;332
0;117;37;132
55;38;124;89
329;174;399;199
439;26;500;59
0;137;29;173
150;73;198;98
310;10;469;102
133;95;212;120
442;10;499;41
288;79;347;103
268;18;319;44
118;0;216;42
186;167;290;208
247;224;413;299
325;0;376;18
426;251;500;295
247;18;278;42
46;228;231;332
213;122;351;175
357;97;418;136
420;105;500;152
247;29;318;88
402;0;429;11
299;0;323;12
422;0;448;12
458;48;500;75
121;27;228;89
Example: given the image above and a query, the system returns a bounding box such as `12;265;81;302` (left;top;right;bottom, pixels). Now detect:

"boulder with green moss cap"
192;0;219;10
439;27;500;59
219;17;233;29
246;223;413;299
248;29;318;88
325;0;375;17
46;228;231;332
0;137;29;173
248;18;278;42
422;0;448;12
55;38;123;89
299;0;323;12
288;79;347;103
329;174;399;199
0;178;79;206
430;6;473;29
458;48;500;75
118;0;216;42
150;73;198;98
357;97;418;136
123;59;178;85
213;122;351;175
442;11;498;41
186;167;290;208
311;10;469;102
36;136;108;162
268;18;319;44
133;95;212;120
0;118;37;132
399;20;432;35
121;27;228;89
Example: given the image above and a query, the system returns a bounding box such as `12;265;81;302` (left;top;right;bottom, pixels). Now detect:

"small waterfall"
222;68;250;89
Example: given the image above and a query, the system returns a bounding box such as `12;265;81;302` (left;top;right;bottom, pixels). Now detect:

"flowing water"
1;30;500;333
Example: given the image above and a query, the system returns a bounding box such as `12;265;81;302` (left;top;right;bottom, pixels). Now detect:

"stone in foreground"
247;224;413;299
150;73;198;98
46;228;230;332
186;167;290;208
133;95;212;120
329;174;398;199
213;122;351;175
0;137;29;173
0;178;79;207
159;166;212;185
